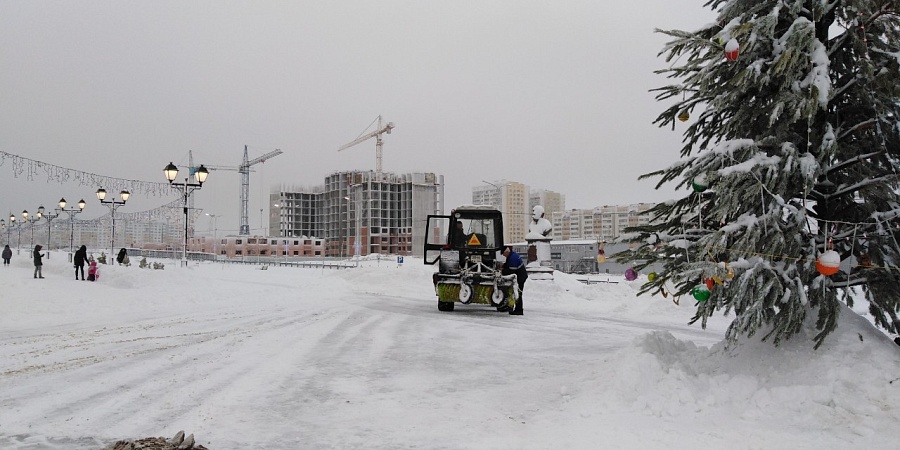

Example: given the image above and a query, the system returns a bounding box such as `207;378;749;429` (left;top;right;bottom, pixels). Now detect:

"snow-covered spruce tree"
621;0;900;348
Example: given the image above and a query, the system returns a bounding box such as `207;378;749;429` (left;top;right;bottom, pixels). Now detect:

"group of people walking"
1;244;116;281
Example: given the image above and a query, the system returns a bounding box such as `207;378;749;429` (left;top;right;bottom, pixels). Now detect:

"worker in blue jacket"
498;246;527;315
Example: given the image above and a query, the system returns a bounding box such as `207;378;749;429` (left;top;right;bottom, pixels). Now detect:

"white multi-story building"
551;203;655;241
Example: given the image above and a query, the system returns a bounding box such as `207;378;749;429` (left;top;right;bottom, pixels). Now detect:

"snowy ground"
1;252;899;449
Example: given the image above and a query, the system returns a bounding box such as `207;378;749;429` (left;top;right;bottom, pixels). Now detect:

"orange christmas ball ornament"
724;38;739;61
816;250;840;276
677;110;690;122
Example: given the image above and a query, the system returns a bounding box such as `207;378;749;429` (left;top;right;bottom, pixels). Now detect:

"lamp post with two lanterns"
95;189;130;258
9;214;21;254
58;198;86;254
164;162;209;266
22;209;41;250
37;204;60;259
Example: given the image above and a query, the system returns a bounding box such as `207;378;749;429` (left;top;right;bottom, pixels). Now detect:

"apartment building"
551;203;655;241
473;180;530;243
187;235;325;258
529;190;565;218
271;170;444;257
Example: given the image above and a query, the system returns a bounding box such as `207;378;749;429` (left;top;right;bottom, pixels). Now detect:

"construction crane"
337;115;394;176
205;145;283;236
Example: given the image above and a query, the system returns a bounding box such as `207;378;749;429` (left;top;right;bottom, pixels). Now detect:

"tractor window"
426;216;450;246
457;217;499;248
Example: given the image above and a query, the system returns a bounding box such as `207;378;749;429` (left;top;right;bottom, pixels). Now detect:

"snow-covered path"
1;254;898;449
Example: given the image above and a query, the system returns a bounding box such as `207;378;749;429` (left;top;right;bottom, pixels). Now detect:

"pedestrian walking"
116;248;128;265
33;245;45;279
2;244;11;265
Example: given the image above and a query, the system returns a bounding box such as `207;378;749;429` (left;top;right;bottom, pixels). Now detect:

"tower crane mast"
238;145;282;235
337;115;394;176
205;146;283;236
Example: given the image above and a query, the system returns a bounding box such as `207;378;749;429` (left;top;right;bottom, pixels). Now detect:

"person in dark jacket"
2;244;11;265
498;246;527;315
452;221;468;247
33;245;44;279
74;245;88;280
116;248;128;265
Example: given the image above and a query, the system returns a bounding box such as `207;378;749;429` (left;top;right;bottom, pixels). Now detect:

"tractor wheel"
438;300;455;311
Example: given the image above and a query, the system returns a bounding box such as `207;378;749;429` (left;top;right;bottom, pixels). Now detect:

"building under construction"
270;170;444;257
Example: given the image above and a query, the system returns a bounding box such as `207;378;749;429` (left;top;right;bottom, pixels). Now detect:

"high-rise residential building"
473;180;529;243
550;203;655;241
529;190;565;218
271;170;443;257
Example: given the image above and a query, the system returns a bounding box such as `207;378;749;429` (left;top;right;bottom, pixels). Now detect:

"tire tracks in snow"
0;302;342;437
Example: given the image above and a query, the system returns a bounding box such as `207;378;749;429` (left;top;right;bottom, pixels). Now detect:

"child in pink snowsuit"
87;260;99;281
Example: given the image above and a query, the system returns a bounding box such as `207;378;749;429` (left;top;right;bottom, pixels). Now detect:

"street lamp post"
96;189;130;259
164;162;209;267
38;205;60;259
206;213;218;258
58;198;86;254
10;214;21;254
343;196;352;261
23;210;41;250
481;180;503;209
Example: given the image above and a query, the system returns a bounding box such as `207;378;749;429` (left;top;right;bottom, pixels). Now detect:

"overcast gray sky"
1;0;714;236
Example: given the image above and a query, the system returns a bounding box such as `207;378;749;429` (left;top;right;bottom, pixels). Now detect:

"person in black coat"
116;248;128;265
2;244;11;265
33;245;44;279
74;245;87;280
452;221;468;247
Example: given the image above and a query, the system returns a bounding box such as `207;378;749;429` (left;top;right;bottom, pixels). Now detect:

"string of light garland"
0;150;174;197
80;198;204;225
0;150;206;238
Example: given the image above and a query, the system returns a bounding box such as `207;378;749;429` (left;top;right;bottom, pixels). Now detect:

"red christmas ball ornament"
705;278;715;290
816;250;841;276
724;38;739;61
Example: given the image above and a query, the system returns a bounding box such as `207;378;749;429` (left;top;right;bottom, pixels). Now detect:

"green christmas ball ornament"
691;285;711;302
691;174;709;193
647;272;658;282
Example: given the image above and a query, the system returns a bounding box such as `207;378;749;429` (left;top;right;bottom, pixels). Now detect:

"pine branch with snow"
622;0;900;348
